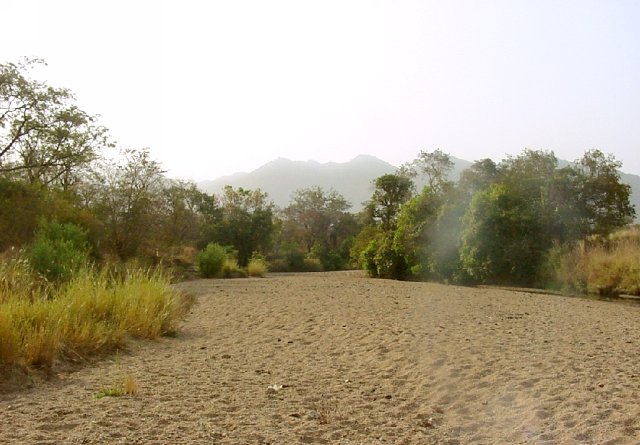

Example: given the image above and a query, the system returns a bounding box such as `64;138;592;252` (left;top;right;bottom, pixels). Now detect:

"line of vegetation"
351;148;637;296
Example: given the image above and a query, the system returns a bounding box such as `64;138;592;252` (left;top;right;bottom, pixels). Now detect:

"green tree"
412;149;454;194
281;187;357;269
0;59;109;187
393;186;442;278
158;180;211;252
572;149;635;236
213;186;274;267
460;184;548;286
366;174;414;232
458;158;499;198
91;148;165;260
427;159;500;282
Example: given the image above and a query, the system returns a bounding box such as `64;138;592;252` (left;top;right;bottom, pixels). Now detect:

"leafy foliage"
366;174;413;232
359;148;635;288
0;178;45;250
283;187;351;250
197;243;228;278
0;59;109;187
411;148;454;194
460;184;547;286
280;187;358;271
26;220;90;283
210;186;274;267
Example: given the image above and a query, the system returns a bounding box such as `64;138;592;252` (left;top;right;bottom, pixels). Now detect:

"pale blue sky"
2;0;639;179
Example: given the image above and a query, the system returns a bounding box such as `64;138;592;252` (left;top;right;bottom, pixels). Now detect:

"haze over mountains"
198;155;640;218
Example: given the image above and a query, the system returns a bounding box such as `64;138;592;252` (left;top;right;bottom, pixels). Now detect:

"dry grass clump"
96;372;139;399
303;258;323;272
222;258;247;278
247;257;268;277
553;226;640;296
0;251;49;303
0;264;190;370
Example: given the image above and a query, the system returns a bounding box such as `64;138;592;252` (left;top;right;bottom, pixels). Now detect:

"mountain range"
198;155;640;220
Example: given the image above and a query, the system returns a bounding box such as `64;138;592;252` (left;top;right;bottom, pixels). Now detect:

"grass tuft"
95;372;139;399
247;257;268;277
222;258;247;278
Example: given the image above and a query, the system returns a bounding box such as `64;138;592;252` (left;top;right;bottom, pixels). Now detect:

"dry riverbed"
1;271;639;444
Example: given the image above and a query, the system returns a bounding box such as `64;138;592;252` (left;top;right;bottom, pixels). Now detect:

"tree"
281;187;357;270
0;178;45;250
412;149;454;194
213;186;274;267
572;149;635;236
367;174;414;232
91;148;165;260
458;158;499;198
0;59;109;187
460;184;548;286
158;180;206;251
283;187;351;251
393;186;442;278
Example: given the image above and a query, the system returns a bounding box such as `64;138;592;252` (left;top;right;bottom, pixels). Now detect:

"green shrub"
361;237;409;280
285;250;306;271
361;239;380;277
374;236;409;280
197;243;227;278
26;221;90;283
320;251;346;271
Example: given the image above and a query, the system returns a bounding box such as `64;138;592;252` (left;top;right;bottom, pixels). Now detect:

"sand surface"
1;271;639;444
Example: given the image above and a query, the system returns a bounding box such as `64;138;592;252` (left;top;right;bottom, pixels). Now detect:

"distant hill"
621;172;640;222
199;155;396;210
198;155;639;219
198;155;471;211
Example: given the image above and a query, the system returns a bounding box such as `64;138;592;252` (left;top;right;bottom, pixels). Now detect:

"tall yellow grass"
554;226;640;296
247;258;268;277
0;263;190;370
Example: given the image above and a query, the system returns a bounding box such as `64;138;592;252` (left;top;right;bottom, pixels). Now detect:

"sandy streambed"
1;271;639;444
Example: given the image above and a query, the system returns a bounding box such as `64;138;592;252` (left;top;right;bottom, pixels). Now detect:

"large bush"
197;243;228;278
360;236;409;280
460;184;548;286
26;220;90;283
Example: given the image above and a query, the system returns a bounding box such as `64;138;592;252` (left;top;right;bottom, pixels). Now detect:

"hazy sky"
2;0;639;180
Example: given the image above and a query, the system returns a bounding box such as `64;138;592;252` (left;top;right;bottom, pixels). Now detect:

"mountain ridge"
198;155;639;218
